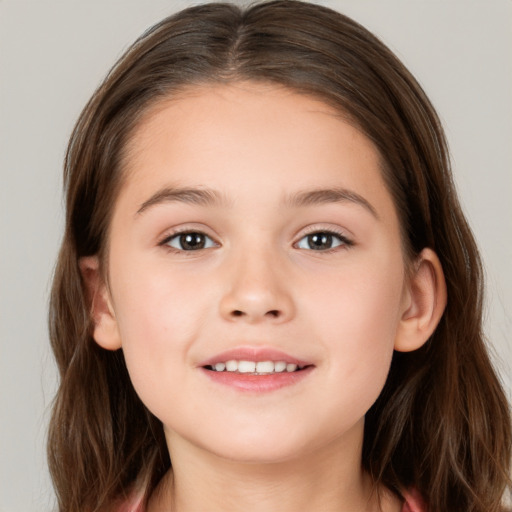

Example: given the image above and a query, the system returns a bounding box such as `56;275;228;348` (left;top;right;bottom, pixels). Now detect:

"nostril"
230;309;280;318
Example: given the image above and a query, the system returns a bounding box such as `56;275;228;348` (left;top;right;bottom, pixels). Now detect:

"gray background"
1;1;510;510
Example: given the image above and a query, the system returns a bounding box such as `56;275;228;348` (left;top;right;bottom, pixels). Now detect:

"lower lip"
201;366;314;392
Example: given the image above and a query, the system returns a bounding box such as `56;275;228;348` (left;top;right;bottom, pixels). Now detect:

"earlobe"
394;248;447;352
79;256;122;351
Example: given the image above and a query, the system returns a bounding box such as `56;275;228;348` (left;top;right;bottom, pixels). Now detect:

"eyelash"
159;228;353;254
295;227;353;253
159;229;218;253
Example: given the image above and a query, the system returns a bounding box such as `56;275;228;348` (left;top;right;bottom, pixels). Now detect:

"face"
102;82;411;463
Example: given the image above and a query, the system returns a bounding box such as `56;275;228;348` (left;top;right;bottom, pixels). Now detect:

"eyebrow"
136;185;378;219
136;186;228;215
286;187;379;219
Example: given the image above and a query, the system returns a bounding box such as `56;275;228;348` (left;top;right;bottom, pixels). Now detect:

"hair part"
48;2;511;511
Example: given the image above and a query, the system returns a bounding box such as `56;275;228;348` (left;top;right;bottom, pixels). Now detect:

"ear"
394;248;447;352
79;256;122;351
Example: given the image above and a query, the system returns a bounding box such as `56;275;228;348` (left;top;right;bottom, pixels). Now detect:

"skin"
83;82;446;511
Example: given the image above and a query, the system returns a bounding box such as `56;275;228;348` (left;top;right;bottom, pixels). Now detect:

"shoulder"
402;489;427;512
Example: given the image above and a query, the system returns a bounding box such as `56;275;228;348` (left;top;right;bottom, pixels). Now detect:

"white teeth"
225;360;238;371
274;361;287;372
209;360;303;374
256;361;274;373
238;360;256;373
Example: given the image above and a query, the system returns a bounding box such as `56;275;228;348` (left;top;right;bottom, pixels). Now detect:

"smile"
205;360;304;374
199;348;314;392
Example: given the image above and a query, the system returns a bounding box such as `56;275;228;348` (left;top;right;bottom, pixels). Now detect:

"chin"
191;422;330;465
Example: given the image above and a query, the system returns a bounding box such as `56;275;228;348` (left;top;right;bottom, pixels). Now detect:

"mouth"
199;348;315;392
203;360;309;375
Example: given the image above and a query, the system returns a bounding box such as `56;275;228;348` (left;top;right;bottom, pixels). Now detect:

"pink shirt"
402;489;427;512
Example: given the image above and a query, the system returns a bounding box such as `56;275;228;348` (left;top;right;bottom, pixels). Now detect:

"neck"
148;422;400;512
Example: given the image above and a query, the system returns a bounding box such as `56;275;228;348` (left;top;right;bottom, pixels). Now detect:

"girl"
47;1;511;511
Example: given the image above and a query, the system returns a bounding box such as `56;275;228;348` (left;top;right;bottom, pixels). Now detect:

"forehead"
120;82;385;195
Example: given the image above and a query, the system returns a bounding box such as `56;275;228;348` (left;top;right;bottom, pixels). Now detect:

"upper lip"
198;347;312;368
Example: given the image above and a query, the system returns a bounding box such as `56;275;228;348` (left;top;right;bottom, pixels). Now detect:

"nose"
219;247;295;324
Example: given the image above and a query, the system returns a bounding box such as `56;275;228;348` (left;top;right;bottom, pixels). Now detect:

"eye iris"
180;233;205;250
308;233;332;250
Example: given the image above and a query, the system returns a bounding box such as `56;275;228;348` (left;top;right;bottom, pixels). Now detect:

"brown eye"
308;233;333;250
296;231;349;251
165;232;216;251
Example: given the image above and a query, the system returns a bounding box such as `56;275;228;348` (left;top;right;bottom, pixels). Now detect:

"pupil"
180;233;205;250
308;233;332;250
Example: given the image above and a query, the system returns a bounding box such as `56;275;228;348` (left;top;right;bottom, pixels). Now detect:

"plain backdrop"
1;1;511;510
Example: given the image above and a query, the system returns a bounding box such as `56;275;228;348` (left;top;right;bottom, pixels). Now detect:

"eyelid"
158;225;220;249
295;224;353;242
293;225;354;251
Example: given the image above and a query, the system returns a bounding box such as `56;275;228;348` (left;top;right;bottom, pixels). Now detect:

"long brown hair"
48;2;511;510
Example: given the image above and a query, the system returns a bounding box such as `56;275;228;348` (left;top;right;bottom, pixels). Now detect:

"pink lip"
198;346;315;393
201;366;314;392
198;347;311;368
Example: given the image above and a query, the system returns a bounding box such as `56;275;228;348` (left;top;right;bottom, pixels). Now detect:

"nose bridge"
219;238;294;323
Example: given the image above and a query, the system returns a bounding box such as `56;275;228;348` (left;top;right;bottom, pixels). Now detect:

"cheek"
111;249;207;335
304;254;405;407
307;251;404;339
108;257;210;413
